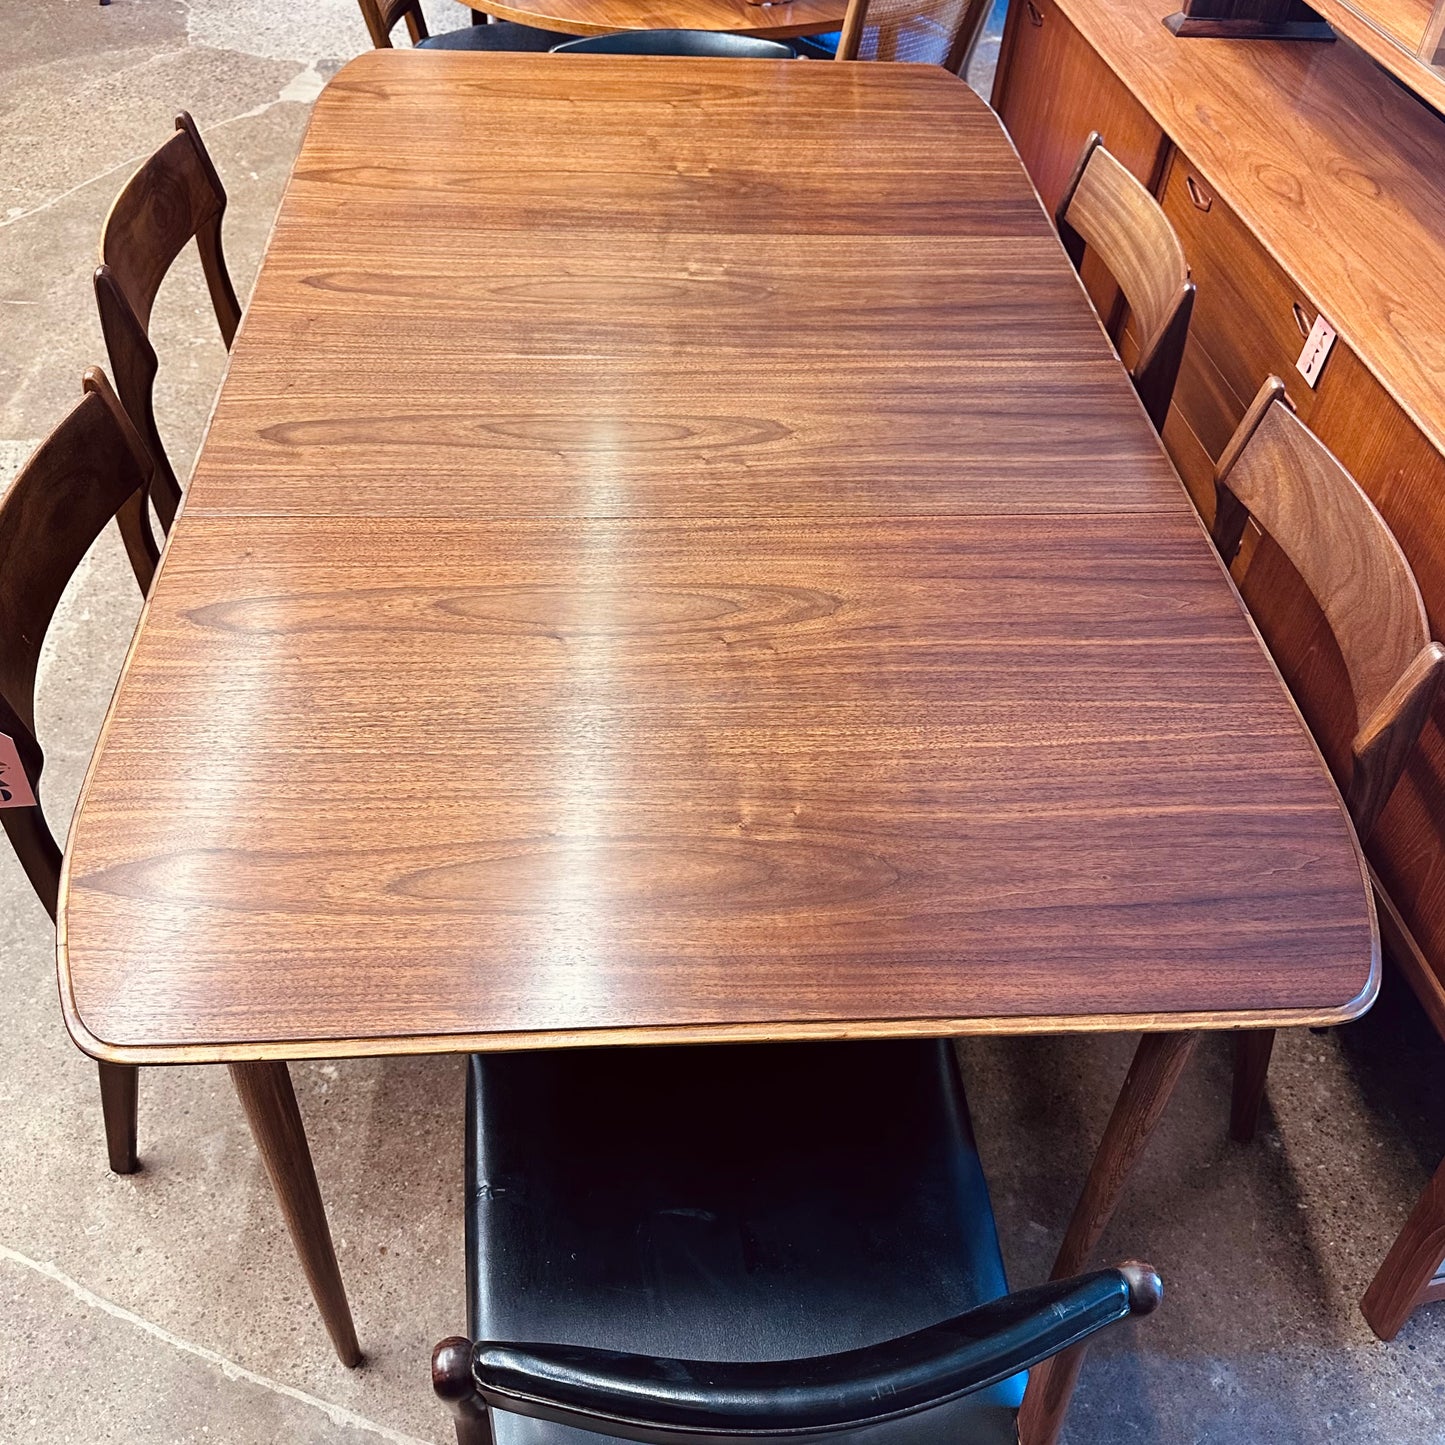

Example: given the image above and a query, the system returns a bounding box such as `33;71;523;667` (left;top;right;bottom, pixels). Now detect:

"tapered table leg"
229;1060;362;1366
98;1060;139;1174
1017;1030;1198;1445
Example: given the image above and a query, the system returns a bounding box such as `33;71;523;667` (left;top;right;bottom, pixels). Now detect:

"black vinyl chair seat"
420;20;573;49
449;1040;1158;1445
551;29;797;56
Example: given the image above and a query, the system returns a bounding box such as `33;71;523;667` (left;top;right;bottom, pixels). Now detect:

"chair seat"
551;29;797;57
465;1039;1023;1445
418;20;573;50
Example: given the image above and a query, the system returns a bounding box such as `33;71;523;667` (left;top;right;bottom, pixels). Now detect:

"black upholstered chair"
432;1040;1160;1445
358;0;570;52
552;30;796;56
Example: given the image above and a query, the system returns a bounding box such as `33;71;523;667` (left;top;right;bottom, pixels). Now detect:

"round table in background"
464;0;846;40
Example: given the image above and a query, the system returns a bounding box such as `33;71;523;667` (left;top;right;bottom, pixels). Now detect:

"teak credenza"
992;0;1445;1337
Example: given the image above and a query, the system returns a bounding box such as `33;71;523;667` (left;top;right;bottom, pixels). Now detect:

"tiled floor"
3;2;1445;1440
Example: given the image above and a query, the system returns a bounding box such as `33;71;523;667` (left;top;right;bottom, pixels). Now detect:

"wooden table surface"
59;52;1377;1065
466;0;847;39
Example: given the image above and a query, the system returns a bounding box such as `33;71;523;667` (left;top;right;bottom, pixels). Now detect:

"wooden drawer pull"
1185;174;1212;212
1292;301;1311;337
1025;0;1043;25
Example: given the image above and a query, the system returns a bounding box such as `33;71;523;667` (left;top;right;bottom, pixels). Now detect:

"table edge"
55;962;1381;1066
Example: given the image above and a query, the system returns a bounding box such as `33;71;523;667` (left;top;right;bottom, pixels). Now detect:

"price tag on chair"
0;733;37;807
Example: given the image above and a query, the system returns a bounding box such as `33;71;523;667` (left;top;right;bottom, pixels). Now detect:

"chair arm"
470;1263;1161;1443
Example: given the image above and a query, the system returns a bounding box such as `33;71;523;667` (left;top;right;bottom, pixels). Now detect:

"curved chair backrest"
1213;377;1445;839
1054;134;1194;432
436;1261;1161;1442
95;112;241;533
357;0;431;45
834;0;990;70
0;370;157;918
553;30;796;56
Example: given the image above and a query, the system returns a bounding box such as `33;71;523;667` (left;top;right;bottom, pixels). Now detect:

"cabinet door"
993;0;1169;332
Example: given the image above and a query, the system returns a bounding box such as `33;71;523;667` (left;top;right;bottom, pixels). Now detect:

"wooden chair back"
357;0;430;45
94;112;241;533
1213;377;1445;839
0;371;157;919
1054;134;1194;431
835;0;991;71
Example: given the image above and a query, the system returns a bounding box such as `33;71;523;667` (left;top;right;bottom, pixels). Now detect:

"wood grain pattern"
1055;134;1193;431
61;512;1375;1058
1212;382;1434;747
1021;0;1445;467
58;56;1376;1065
190;60;1174;519
460;0;844;37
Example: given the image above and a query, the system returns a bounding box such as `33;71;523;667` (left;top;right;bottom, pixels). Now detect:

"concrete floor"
3;1;1445;1440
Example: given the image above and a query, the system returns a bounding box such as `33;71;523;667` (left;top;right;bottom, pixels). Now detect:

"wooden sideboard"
991;0;1445;1333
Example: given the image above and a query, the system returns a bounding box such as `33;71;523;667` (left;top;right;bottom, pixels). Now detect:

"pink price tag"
0;732;37;808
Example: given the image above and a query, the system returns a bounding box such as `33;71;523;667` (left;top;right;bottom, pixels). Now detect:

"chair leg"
1361;1153;1445;1340
229;1061;362;1366
1229;1029;1276;1142
98;1061;139;1174
434;1337;492;1445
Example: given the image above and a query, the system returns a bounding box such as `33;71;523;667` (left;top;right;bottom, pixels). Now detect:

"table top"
470;0;846;39
59;53;1377;1065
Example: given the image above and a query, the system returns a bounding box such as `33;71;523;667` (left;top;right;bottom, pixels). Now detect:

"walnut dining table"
58;51;1377;1445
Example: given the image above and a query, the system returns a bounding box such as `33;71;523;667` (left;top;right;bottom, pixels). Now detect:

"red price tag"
0;732;37;808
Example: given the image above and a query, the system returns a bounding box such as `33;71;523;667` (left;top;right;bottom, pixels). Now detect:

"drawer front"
1160;152;1322;443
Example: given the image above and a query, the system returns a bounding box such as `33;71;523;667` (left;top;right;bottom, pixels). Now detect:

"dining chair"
796;0;991;71
1054;133;1195;433
357;0;569;51
431;1039;1161;1445
94;112;241;546
0;369;161;1174
553;30;796;56
1211;376;1444;1147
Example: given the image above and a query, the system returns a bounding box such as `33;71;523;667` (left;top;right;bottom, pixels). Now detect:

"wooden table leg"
1361;1152;1445;1340
98;1060;139;1175
228;1061;362;1367
1017;1030;1198;1445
